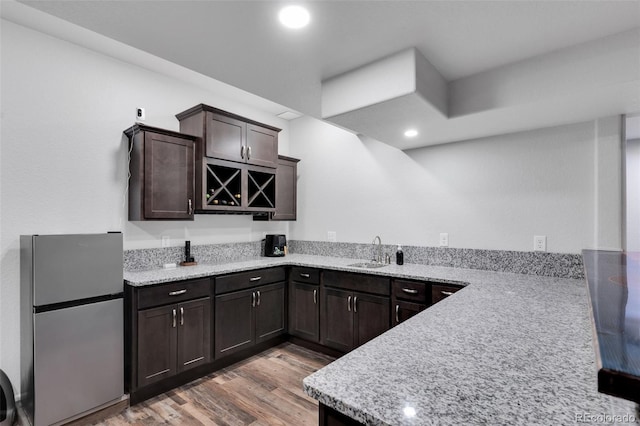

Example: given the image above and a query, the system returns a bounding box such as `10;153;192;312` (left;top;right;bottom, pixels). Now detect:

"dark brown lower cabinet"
319;403;364;426
137;297;211;388
255;283;286;343
215;282;285;359
289;281;320;342
393;300;426;325
321;288;390;353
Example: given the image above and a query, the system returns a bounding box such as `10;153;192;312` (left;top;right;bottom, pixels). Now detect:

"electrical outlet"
534;235;546;252
136;107;146;121
439;233;449;247
327;231;337;242
161;235;170;248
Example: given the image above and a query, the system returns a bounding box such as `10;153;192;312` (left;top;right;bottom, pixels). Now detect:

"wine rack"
198;158;276;213
204;162;242;209
248;169;275;209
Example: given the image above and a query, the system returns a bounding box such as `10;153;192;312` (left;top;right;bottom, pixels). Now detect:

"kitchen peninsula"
123;253;640;425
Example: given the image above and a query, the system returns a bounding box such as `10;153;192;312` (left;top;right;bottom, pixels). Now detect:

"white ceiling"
7;0;640;149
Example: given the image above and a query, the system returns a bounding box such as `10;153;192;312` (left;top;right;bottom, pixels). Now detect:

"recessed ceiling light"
279;5;310;29
404;129;418;138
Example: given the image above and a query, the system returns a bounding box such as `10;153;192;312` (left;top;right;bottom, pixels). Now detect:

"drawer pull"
347;295;351;312
313;289;317;304
441;290;455;296
396;304;400;323
402;288;418;294
249;276;262;282
169;289;187;296
300;273;311;278
146;369;170;380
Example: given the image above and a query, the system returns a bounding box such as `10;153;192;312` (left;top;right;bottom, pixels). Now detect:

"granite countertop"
124;253;639;424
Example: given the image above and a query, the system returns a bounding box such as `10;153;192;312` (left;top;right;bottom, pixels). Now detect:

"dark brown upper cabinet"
253;155;300;221
176;104;280;169
125;124;196;221
271;155;300;220
176;104;282;214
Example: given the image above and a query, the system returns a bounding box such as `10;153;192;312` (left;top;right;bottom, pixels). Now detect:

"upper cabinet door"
206;112;246;162
144;131;195;220
246;124;278;168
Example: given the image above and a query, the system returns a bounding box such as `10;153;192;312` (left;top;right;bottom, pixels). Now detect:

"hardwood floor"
92;343;334;426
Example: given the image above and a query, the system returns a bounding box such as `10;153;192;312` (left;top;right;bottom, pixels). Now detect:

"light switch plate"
161;235;170;248
327;231;337;242
439;233;449;247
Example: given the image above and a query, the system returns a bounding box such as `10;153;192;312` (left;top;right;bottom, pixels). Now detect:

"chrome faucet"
372;235;382;264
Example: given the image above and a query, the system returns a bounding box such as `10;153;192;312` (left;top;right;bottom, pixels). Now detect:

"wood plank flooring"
91;343;335;426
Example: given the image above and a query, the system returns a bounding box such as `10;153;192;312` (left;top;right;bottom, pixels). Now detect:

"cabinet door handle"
353;297;358;313
347;295;351;312
402;288;418;294
169;289;187;296
247;146;251;160
396;304;400;323
252;292;256;307
172;308;177;328
180;307;184;326
313;289;317;304
257;290;261;306
300;273;310;278
241;145;246;159
188;198;193;215
441;291;455;296
249;276;262;282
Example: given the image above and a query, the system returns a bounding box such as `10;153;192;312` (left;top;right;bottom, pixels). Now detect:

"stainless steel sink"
347;262;388;269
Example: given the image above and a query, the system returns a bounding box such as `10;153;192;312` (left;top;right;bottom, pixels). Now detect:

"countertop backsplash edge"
123;239;583;279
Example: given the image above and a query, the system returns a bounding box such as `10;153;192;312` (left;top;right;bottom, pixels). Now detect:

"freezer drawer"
32;299;123;426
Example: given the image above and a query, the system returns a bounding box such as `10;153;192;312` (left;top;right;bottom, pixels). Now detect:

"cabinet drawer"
215;267;285;294
392;280;428;303
137;278;212;310
431;284;463;305
290;267;320;284
323;270;390;296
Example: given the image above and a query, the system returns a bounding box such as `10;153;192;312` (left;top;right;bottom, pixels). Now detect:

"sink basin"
347;262;388;269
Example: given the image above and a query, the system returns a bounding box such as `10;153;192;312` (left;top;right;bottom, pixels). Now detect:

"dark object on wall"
264;235;287;257
0;368;16;426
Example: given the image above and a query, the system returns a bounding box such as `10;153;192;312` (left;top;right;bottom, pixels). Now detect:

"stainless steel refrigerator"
20;233;124;426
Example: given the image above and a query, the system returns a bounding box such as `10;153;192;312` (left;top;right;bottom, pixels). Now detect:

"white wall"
289;115;622;252
0;20;290;393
